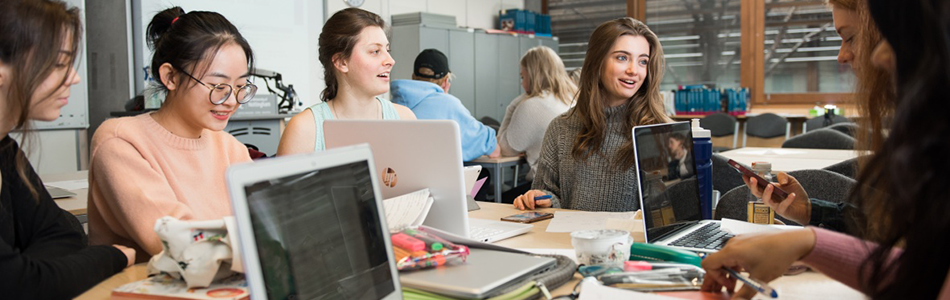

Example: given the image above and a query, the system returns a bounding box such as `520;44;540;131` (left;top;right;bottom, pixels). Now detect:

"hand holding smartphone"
726;159;790;199
501;212;554;223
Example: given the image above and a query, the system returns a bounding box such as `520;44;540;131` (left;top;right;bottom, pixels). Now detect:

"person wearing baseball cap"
390;49;500;161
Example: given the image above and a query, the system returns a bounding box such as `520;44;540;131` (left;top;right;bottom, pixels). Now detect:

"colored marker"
403;229;444;251
391;233;425;252
723;268;778;298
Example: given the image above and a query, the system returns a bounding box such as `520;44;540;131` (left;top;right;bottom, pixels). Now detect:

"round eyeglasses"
177;67;258;105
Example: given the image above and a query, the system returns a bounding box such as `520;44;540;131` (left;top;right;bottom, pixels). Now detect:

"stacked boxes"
499;9;551;35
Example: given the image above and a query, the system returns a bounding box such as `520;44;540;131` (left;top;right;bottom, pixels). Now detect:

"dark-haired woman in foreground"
702;0;950;299
1;0;134;298
88;7;254;263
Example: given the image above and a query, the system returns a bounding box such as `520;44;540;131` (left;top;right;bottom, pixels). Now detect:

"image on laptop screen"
633;122;703;241
242;160;394;300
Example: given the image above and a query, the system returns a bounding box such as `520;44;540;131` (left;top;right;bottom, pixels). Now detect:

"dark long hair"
146;7;254;96
854;0;950;299
571;17;671;170
0;0;82;201
318;8;387;101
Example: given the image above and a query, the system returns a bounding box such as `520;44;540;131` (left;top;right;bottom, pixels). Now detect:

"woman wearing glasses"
87;7;255;263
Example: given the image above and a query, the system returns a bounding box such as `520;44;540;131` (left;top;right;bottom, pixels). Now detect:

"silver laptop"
399;248;555;299
45;185;77;199
227;144;403;300
632;122;733;253
324;120;532;243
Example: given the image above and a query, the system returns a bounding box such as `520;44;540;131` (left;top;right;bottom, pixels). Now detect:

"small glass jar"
747;161;775;224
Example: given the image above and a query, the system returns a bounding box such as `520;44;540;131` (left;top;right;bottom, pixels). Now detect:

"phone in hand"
501;212;554;223
726;159;790;199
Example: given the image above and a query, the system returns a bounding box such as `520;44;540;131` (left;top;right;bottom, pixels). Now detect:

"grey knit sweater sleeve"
531;104;643;212
532;115;567;209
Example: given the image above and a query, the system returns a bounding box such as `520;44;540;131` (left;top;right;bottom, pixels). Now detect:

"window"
549;0;627;70
646;0;743;91
763;1;854;94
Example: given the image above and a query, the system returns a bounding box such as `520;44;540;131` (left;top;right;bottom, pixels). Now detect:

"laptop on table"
227;144;402;299
324;120;531;243
632;121;733;253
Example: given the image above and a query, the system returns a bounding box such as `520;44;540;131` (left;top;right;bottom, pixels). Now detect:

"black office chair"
480;116;500;131
781;128;855;150
825;122;859;137
823;157;859;179
715;169;856;225
742;113;790;147
699;112;739;151
803;114;851;133
711;153;746;194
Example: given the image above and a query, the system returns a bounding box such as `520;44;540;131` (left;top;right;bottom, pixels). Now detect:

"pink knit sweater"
87;113;251;262
802;227;950;299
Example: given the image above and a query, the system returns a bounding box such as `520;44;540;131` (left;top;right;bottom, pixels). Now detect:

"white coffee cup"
570;229;633;266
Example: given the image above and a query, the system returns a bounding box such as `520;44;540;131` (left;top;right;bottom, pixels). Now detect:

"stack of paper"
382;189;434;232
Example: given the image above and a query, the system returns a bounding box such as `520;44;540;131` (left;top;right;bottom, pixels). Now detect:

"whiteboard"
131;0;325;108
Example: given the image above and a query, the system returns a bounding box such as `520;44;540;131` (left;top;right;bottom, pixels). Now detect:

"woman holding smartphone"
703;0;950;299
738;0;892;234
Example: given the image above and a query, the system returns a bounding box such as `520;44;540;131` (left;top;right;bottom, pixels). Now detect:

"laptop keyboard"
470;225;505;242
668;223;733;250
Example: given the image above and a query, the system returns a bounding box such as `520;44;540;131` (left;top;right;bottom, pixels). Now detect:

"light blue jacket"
390;80;496;161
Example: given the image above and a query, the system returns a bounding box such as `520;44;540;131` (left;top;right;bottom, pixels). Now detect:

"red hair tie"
171;16;180;25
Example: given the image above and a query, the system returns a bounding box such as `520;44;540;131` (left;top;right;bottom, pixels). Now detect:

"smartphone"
726;159;790;199
501;212;554;223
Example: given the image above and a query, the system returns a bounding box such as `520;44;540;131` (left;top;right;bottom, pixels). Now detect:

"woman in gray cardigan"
513;17;671;212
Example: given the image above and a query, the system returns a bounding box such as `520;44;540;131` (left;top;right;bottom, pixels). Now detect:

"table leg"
513;164;519;188
495;164;503;203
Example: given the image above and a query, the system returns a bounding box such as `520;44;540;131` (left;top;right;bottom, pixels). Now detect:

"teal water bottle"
692;119;713;219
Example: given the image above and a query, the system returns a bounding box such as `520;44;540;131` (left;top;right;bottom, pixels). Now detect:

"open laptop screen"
633;122;703;242
242;160;394;299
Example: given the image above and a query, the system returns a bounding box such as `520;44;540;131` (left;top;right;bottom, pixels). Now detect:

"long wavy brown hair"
827;0;894;168
570;17;671;170
0;0;82;201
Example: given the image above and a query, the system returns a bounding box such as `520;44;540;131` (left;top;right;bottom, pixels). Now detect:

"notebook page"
383;188;431;231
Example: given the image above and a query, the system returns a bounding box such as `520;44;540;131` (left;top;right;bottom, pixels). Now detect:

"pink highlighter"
391;233;426;252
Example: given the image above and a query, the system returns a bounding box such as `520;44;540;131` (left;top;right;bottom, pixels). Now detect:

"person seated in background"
497;46;575;203
737;0;893;235
702;0;950;299
390;49;500;161
665;132;692;180
277;8;415;156
0;1;134;298
88;7;254;263
569;67;582;86
513;17;672;212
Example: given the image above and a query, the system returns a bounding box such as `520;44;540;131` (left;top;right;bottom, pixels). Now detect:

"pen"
723;268;778;298
534;195;552;201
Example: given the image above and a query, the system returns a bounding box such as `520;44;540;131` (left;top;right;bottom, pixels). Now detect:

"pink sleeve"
800;227;902;293
90;138;196;255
